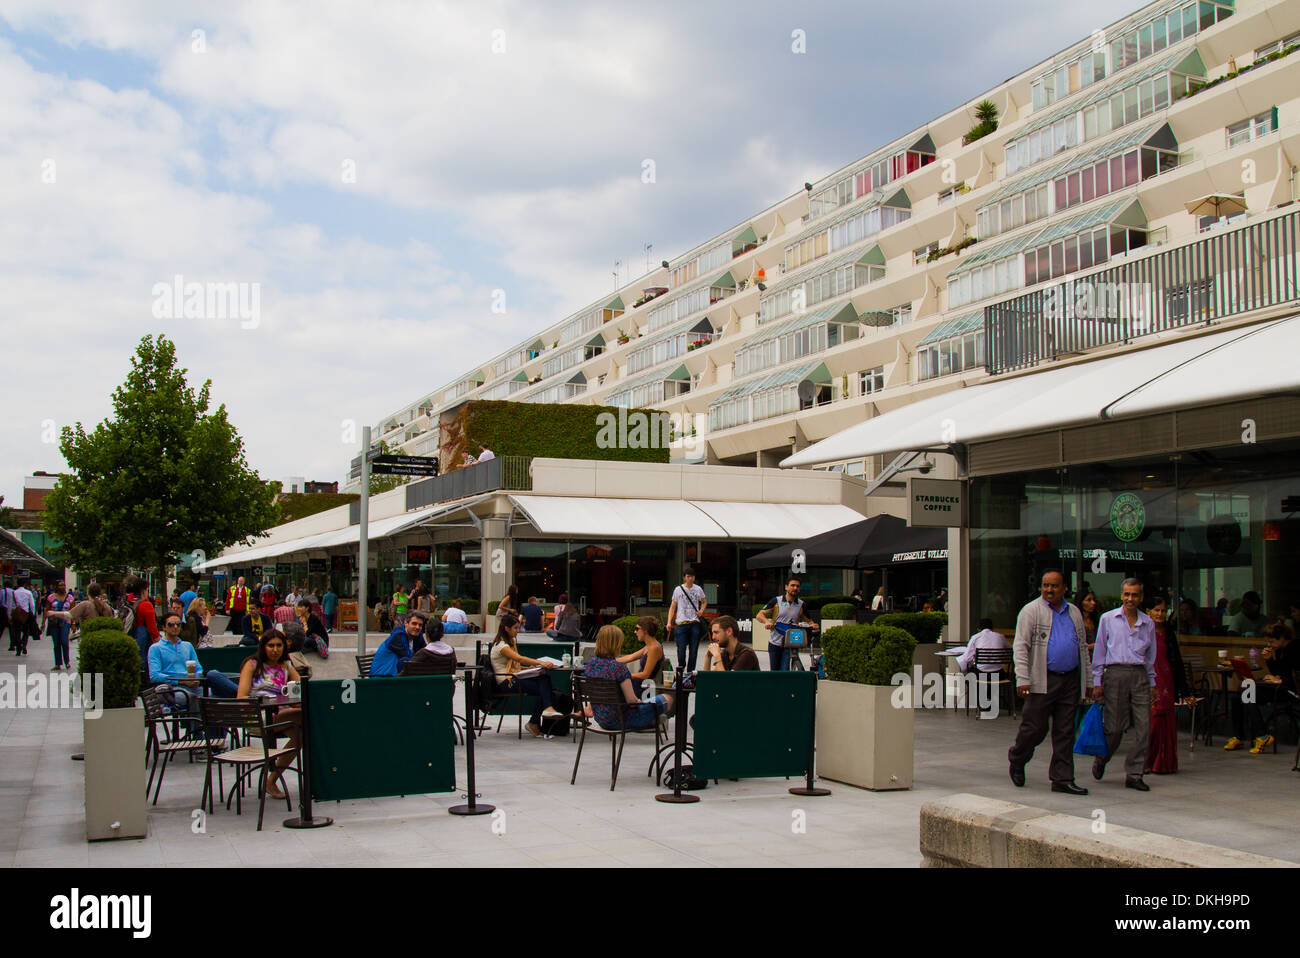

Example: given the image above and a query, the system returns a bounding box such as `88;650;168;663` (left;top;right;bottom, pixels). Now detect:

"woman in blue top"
42;582;74;671
584;625;672;730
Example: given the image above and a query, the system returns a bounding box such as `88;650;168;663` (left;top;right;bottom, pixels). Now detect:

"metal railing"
984;208;1300;374
403;455;532;511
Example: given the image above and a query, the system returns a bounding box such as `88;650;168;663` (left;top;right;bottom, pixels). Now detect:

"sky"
1;0;1142;504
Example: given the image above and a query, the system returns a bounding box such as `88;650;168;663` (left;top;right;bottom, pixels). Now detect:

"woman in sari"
1145;596;1192;774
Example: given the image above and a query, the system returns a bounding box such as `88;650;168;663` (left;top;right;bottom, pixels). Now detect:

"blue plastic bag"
1073;702;1106;756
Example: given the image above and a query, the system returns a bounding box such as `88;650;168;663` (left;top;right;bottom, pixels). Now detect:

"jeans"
51;627;71;669
768;644;789;672
674;621;704;672
503;676;554;725
135;625;152;668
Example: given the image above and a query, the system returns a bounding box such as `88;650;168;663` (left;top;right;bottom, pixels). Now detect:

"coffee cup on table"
186;660;197;676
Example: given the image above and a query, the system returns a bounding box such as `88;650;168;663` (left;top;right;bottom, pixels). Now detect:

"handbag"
1072;702;1107;756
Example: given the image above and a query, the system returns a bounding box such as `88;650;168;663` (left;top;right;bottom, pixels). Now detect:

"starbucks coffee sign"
1109;493;1146;542
908;478;966;528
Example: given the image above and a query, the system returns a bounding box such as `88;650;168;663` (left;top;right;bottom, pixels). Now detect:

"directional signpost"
370;455;440;477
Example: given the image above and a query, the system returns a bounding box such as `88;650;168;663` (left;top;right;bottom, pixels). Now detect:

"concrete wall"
920;793;1298;867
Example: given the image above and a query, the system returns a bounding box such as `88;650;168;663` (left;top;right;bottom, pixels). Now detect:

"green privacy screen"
306;676;456;801
691;671;816;780
198;645;254;674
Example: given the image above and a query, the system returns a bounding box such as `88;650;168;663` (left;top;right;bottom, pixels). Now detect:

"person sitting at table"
705;616;760;671
371;610;426;676
1227;621;1300;753
236;629;301;800
584;624;673;730
185;596;213;648
546;594;581;640
442;598;469;633
490;611;562;737
617;616;667;697
401;619;459;675
956;618;1011;674
241;606;273;647
148;613;238;711
294;600;330;659
519;596;544;633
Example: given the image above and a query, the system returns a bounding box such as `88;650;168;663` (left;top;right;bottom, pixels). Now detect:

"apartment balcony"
984;205;1300;374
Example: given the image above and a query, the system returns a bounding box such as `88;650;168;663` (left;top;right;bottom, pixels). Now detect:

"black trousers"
1008;668;1080;784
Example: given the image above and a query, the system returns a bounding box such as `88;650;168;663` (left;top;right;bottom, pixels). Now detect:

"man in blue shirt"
148;613;237;710
1090;578;1157;791
371;611;426;676
178;584;198;620
1009;570;1092;794
519;596;544;633
321;589;338;630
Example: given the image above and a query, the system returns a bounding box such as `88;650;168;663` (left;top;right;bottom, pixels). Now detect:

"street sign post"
370;455;440;477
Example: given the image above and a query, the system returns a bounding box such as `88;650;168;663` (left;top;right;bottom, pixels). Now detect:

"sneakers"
540;707;562;719
1223;736;1245;751
1249;735;1275;754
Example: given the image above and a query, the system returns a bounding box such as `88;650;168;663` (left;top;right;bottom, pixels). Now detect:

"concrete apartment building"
206;0;1300;648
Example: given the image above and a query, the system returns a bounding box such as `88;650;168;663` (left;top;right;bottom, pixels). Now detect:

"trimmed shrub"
752;603;769;618
487;600;500;615
78;618;141;710
450;400;670;468
873;612;947;644
865;630;918;686
821;624;914;685
611;613;668;655
820;603;858;621
459;599;480;615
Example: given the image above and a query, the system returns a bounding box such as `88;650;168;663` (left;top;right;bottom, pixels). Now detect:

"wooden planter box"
816;680;913;791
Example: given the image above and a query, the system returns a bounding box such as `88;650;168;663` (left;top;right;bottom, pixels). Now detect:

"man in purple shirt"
1090;578;1157;791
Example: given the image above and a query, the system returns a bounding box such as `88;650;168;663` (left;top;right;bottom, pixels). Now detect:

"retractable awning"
745;515;947;570
782;317;1298;468
507;495;865;541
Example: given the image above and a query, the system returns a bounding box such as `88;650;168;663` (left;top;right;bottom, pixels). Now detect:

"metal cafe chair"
569;672;665;791
966;648;1015;718
198;697;298;831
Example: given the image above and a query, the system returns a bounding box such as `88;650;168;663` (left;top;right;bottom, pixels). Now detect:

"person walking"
1008;569;1092;794
1;580;16;652
42;582;75;670
321;587;338;631
666;568;708;672
1143;596;1190;774
1090;578;1157;791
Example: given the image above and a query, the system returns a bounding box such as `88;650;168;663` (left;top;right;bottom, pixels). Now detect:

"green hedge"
821;624;916;686
78;617;141;710
611;613;669;656
458;599;480;615
487;600;500;615
873;612;947;644
455;400;671;464
801;594;854;613
820;603;858;620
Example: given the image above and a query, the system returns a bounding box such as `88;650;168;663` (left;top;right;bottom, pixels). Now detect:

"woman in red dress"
1145;597;1192;774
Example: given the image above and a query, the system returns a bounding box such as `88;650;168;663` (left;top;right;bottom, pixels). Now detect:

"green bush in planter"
873;612;947;643
820;603;857;621
752;603;768;618
487;600;500;615
459;599;480;615
821;624;914;685
802;595;853;613
865;630;918;686
77;617;141;710
611;613;667;656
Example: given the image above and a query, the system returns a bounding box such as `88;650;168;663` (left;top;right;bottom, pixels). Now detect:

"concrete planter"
820;618;852;633
816;680;913;791
84;705;147;841
751;618;769;652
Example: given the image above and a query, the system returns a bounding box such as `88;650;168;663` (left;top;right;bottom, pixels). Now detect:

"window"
860;366;884;395
1256;32;1300;59
918;331;984;382
915;242;939;265
1227;110;1276;148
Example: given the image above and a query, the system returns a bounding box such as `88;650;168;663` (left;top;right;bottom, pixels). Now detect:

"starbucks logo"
1109;493;1145;543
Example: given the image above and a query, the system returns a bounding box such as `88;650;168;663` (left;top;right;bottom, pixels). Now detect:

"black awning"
0;528;56;572
745;514;947;570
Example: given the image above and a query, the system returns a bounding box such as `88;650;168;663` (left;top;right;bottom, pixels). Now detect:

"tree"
44;334;280;592
963;99;1000;145
367;439;411;496
0;496;13;529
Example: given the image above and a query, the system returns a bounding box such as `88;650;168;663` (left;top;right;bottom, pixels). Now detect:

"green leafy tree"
44;334;280;591
0;495;14;528
367;439;410;496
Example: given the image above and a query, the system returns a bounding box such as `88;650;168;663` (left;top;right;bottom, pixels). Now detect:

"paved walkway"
2;635;1297;867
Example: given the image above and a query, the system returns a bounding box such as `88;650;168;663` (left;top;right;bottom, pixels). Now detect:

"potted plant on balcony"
962;99;999;145
78;616;147;840
816;623;917;790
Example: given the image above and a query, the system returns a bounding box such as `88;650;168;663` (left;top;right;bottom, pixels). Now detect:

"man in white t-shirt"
441;598;470;634
667;568;708;671
476;445;495;462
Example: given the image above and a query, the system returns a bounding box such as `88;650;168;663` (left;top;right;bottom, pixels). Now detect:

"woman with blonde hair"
183;596;213;648
585;624;673;730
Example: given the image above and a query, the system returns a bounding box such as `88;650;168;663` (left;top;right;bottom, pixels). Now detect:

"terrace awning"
745;515;947;570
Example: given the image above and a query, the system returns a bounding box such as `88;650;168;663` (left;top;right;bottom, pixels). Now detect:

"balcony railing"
403;455;533;511
984;208;1300;375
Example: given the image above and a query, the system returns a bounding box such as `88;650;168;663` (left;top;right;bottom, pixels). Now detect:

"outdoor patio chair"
1179;660;1206;750
569;672;665;791
966;648;1015;718
356;652;374;676
471;652;527;739
399;655;466;744
140;686;226;806
198;697;298;831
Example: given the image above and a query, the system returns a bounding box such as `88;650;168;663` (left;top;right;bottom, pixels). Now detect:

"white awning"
694;501;867;540
508;495;726;539
782;317;1296;468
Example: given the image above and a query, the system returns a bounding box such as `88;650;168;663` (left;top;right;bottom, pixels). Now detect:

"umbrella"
745;514;947;571
1184;193;1247;219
